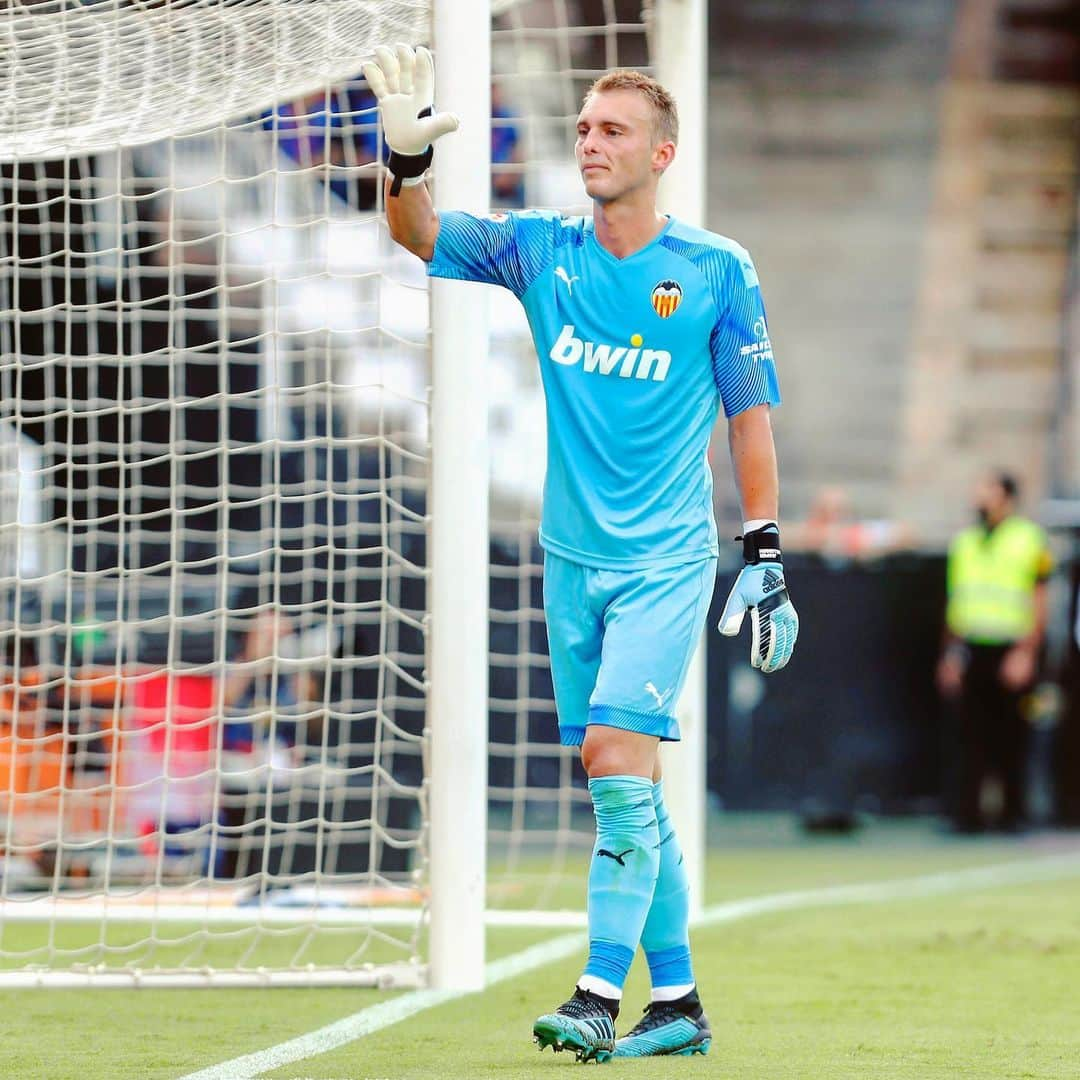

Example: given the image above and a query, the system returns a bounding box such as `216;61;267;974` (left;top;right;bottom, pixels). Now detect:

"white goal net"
485;0;652;918
0;0;655;987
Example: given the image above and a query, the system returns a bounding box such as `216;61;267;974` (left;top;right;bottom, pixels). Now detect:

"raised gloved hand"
717;523;799;673
362;43;459;194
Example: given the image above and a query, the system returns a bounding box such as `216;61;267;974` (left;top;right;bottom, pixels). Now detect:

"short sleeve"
710;252;782;419
1035;534;1054;582
945;536;961;597
427;210;555;299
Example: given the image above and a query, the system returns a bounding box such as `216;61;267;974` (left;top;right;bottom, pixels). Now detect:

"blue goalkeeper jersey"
428;211;781;569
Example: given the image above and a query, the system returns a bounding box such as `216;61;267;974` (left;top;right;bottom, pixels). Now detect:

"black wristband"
736;523;782;565
387;107;434;197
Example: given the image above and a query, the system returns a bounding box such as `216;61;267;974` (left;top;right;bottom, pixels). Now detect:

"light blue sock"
640;781;694;993
582;775;660;992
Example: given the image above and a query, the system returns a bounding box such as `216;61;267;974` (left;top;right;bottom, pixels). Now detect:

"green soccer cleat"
613;988;712;1058
533;986;618;1064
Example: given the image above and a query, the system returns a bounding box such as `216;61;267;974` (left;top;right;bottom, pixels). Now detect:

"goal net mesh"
0;0;649;986
486;0;650;917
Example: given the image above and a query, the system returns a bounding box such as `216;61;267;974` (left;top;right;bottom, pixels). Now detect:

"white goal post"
653;0;709;922
0;0;708;992
428;0;491;994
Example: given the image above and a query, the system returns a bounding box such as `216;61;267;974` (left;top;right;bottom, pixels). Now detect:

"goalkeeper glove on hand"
362;43;459;195
717;523;799;673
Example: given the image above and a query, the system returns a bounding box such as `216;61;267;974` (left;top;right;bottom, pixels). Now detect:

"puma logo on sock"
597;848;634;867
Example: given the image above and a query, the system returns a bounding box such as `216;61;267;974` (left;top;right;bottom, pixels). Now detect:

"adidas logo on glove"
761;568;785;594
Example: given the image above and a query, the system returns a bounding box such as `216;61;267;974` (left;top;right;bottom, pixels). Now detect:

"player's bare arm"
363;44;456;261
728;404;780;523
385;179;439;262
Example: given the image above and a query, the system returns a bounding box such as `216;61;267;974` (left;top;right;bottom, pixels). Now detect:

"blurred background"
0;0;1078;941
703;0;1080;831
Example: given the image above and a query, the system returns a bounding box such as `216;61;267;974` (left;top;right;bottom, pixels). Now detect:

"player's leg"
533;724;662;1062
531;721;656;1058
571;557;711;1025
612;768;711;1057
532;552;622;1062
577;723;662;1002
592;557;716;1058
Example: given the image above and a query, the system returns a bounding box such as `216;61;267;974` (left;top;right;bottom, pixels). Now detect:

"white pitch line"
181;851;1080;1080
178;932;586;1080
697;851;1080;926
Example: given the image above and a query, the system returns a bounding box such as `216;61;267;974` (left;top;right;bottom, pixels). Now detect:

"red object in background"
131;673;217;754
129;672;220;838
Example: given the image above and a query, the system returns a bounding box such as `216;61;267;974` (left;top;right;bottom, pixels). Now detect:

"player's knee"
580;727;657;779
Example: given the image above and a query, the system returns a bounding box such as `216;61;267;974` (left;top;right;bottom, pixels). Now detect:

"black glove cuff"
387;107;434;197
736;523;782;565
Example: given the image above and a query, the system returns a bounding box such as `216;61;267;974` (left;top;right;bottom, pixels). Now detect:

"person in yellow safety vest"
936;471;1053;833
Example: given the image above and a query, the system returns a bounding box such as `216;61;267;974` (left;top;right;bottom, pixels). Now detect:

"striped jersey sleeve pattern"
428;209;558;298
659;234;781;419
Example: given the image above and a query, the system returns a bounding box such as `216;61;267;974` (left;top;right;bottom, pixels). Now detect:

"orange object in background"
1;666;222;855
0;667;64;845
0;665;143;849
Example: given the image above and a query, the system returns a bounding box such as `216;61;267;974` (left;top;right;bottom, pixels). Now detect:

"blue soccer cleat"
613;988;712;1058
533;986;617;1064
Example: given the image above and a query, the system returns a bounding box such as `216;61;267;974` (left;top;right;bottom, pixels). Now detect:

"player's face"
575;91;667;203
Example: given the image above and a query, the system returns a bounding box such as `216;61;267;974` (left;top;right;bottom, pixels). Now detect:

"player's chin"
582;173;613;200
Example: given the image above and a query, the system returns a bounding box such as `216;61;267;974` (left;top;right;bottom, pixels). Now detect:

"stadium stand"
896;0;1080;541
707;0;958;528
708;0;1079;544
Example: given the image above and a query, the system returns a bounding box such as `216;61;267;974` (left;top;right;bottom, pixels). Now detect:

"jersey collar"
584;214;675;265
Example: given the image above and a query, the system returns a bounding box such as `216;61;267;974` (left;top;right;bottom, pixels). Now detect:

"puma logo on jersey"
549;324;671;382
597;848;634;867
554;266;580;295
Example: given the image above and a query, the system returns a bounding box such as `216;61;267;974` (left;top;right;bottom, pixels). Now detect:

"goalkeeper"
365;44;798;1063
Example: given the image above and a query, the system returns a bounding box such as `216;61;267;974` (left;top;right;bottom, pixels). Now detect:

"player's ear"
653;139;676;174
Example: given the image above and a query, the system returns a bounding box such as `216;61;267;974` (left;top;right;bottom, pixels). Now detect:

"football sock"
575;979;622;1015
655;986;705;1017
651;981;697;1003
581;775;660;998
641;780;695;1000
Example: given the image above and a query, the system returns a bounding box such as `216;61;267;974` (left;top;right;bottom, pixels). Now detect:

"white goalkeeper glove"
362;44;459;195
717;523;799;673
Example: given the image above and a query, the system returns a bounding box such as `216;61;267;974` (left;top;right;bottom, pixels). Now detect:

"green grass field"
4;818;1080;1079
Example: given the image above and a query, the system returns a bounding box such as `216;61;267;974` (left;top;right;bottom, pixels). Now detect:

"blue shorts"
543;552;717;747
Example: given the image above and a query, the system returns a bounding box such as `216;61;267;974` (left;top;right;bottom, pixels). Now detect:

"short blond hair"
586;70;679;145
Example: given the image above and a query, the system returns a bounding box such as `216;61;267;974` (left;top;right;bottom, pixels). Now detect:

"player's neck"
591;200;668;260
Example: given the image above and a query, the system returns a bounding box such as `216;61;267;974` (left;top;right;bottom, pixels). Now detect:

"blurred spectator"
220;608;316;769
785;485;915;562
216;608;320;878
936;471;1053;833
263;86;381;209
265;80;525;211
491;81;525;208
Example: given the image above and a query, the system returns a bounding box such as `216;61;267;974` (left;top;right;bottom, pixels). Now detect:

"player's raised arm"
363;44;458;261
